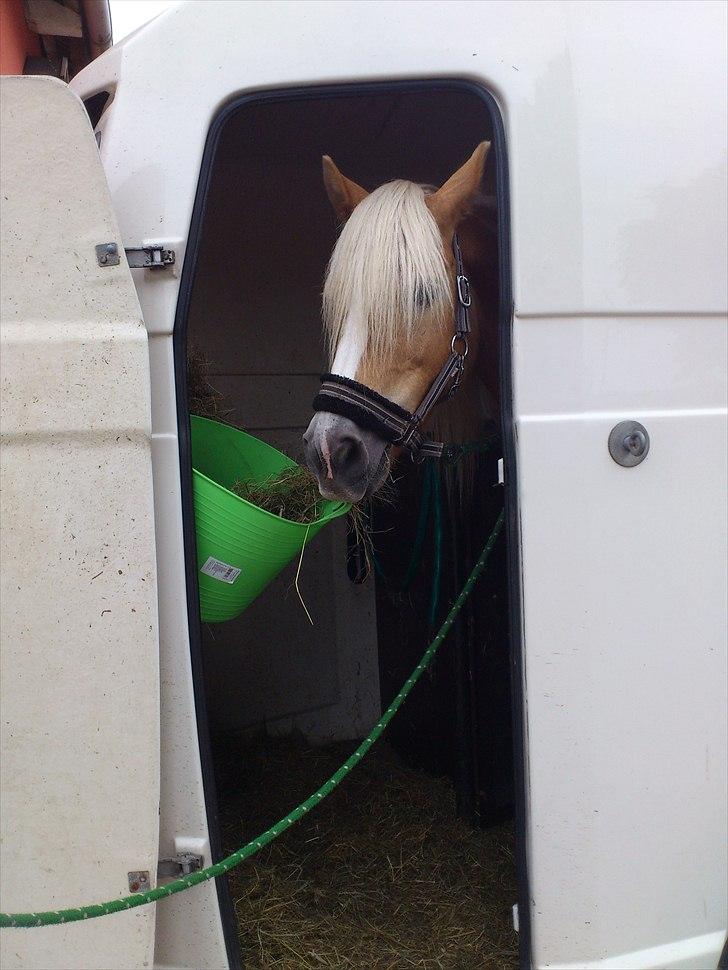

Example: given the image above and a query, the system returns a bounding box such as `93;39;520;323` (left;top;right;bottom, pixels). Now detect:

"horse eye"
414;284;433;310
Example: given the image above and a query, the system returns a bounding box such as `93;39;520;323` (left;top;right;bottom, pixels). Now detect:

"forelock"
322;180;452;367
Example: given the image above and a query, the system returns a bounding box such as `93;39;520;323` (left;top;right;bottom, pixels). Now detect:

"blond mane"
322;181;452;367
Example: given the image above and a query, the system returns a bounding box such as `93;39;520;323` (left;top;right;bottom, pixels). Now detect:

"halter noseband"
312;234;471;460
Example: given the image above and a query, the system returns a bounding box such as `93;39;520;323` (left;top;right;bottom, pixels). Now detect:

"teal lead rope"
1;510;504;930
428;462;443;627
373;437;498;626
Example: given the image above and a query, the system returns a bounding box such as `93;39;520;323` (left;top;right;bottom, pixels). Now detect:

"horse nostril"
304;419;376;496
334;436;360;469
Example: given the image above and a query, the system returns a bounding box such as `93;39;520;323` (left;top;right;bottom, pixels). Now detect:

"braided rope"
1;510;504;929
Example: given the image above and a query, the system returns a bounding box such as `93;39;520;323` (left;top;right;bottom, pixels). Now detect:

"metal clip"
445;354;466;401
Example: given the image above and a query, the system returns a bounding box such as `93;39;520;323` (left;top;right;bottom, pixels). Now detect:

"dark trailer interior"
175;83;524;969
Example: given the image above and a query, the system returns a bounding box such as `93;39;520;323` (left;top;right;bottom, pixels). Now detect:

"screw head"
623;430;647;457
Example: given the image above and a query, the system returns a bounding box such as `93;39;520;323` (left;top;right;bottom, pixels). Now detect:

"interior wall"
188;148;379;741
187;87;494;742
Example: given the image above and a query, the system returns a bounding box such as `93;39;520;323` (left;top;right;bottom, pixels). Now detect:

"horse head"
304;142;490;503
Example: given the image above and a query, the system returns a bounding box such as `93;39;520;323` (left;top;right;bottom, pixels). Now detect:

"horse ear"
427;141;491;229
322;155;369;222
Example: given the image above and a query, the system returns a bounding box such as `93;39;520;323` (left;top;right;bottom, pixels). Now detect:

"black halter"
312;234;471;460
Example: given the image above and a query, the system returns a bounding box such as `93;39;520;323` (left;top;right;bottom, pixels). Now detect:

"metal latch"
608;420;650;467
125;245;176;269
157;851;204;879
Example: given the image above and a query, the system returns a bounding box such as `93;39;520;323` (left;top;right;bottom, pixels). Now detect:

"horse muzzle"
303;412;390;503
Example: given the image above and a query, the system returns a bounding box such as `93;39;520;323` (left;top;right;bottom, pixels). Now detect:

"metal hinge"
95;243;176;269
157;851;204;879
125;245;176;269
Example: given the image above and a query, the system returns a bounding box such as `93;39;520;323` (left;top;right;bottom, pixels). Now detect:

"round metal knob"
608;421;650;467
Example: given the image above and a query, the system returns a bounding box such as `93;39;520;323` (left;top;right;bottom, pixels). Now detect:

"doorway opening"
174;81;526;969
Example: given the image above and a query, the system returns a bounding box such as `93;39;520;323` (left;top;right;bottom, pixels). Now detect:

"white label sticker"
200;556;241;585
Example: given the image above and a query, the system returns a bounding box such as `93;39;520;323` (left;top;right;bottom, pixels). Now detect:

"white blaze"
311;300;366;475
331;299;365;379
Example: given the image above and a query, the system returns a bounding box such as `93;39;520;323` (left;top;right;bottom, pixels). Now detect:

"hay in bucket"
215;735;518;970
186;349;330;527
231;471;376;577
231;467;324;525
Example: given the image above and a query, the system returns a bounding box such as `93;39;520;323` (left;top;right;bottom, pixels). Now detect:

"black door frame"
172;78;530;970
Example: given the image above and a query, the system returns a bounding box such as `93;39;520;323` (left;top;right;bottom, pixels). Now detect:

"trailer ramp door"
0;77;160;969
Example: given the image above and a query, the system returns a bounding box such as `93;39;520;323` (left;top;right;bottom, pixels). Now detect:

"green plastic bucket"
190;415;349;623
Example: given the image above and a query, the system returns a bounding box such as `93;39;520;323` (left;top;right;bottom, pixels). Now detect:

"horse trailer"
1;2;726;968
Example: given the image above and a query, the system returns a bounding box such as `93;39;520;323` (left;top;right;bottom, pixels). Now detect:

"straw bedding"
215;735;518;970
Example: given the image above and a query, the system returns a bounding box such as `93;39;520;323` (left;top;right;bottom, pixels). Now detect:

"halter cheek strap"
312;233;472;460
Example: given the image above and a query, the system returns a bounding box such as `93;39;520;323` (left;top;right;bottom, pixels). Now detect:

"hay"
186;348;321;523
231;467;324;524
215;736;518;970
187;346;232;421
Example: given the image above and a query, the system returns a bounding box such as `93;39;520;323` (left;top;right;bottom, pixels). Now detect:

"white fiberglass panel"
515;313;728;968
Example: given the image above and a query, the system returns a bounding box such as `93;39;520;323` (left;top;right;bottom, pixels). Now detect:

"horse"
303;145;511;816
303;142;498;505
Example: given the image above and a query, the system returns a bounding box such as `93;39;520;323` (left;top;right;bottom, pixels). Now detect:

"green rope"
0;510;504;930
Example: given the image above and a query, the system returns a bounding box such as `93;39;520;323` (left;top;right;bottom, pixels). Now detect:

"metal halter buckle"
456;274;471;307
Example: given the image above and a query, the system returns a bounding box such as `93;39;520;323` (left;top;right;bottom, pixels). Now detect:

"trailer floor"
215;734;518;969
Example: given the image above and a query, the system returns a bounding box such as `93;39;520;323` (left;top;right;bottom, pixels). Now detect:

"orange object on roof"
0;0;41;75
